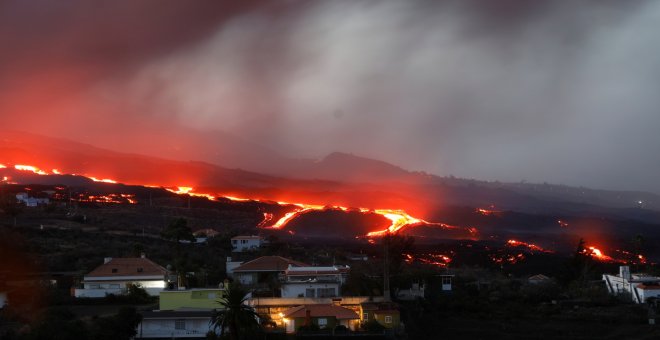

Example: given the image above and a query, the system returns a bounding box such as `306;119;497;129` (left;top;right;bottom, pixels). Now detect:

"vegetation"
210;283;262;340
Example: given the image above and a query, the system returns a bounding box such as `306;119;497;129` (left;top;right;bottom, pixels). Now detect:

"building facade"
137;310;215;339
74;255;168;298
280;265;349;298
159;288;226;310
231;236;264;252
603;266;660;303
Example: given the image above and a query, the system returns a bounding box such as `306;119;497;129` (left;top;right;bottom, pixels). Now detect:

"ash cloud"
2;0;660;193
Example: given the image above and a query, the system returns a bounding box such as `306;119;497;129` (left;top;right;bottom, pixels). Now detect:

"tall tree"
210;283;261;340
161;218;195;287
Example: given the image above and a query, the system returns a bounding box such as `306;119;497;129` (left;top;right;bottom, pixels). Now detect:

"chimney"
104;257;112;264
140;252;146;259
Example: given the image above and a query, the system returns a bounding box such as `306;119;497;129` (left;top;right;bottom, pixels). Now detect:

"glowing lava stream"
3;163;474;238
163;186;455;236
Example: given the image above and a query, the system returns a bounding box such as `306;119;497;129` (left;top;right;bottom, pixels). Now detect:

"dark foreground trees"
210;283;262;340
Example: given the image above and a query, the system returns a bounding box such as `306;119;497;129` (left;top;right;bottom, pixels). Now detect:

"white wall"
75;288;125;298
236;273;254;285
281;283;339;298
76;279;166;297
138;318;215;338
231;238;261;252
225;259;243;278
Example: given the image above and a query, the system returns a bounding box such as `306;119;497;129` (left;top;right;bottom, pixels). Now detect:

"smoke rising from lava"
2;1;660;193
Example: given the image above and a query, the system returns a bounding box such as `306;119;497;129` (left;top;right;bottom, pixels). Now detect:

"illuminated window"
363;313;369;320
317;318;327;328
385;316;392;324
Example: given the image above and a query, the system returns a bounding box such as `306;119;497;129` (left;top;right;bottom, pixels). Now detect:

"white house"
225;257;244;278
231;235;264;252
280;265;349;298
396;282;425;300
603;266;660;303
74;255;168;298
16;192;49;207
136;310;216;339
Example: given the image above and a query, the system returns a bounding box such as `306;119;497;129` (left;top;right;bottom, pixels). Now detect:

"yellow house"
359;302;400;329
159;288;226;310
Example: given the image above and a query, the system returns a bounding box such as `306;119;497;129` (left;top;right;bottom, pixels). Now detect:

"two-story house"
280;265;349;298
74;255;168;298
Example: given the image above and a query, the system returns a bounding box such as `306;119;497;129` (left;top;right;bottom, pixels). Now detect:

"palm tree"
210;283;261;340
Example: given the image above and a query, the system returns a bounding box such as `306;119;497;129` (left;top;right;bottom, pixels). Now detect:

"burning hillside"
0;161;472;239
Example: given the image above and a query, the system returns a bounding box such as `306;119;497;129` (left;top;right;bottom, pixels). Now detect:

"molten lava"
15;164;49;175
1;162;476;239
404;252;453;267
89;177;118;184
506;239;553;253
476;207;502;216
583;246;616;262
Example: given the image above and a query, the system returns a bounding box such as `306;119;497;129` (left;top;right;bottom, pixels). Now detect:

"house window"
241;240;247;244
109;284;120;289
232;240;237;244
442;276;452;285
317;318;327;328
137;268;143;273
317;288;336;297
305;288;315;298
363;312;369;320
175;320;185;330
112;268;118;273
384;316;392;324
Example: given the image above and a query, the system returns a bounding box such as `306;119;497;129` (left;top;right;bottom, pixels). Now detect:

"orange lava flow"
1;162;477;238
15;164;49;175
89;177;118;184
476;207;502;216
405;252;453;267
584;246;616;262
506;239;553;253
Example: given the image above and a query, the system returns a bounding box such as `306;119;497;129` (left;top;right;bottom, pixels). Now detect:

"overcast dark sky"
2;0;660;193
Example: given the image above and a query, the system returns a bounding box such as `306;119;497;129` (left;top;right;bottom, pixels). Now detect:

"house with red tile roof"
360;302;401;329
231;256;308;287
74;254;169;298
603;265;660;303
281;304;359;333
